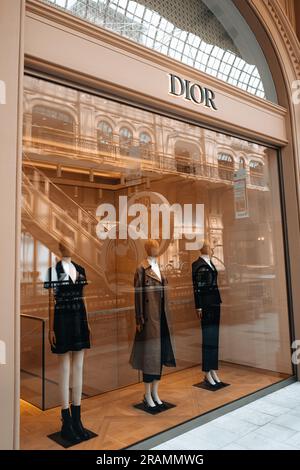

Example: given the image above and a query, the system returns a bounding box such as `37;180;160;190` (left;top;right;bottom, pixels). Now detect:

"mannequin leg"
205;371;216;385
70;350;90;440
151;380;162;405
201;306;220;386
211;370;221;383
59;352;71;409
72;350;84;405
59;352;81;442
144;382;156;407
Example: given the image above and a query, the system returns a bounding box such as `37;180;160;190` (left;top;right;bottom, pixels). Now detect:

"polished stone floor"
152;382;300;450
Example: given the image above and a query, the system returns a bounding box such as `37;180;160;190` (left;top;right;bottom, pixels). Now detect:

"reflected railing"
21;306;140;410
23;132;267;188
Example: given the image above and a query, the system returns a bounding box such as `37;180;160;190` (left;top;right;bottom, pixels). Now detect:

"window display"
20;75;293;449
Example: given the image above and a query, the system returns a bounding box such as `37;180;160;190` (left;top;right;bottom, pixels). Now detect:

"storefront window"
40;0;277;102
21;75;292;449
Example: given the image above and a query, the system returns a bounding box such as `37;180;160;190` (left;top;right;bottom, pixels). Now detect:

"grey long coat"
129;259;176;375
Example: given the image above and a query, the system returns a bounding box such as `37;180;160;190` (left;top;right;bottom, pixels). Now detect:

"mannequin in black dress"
45;243;91;443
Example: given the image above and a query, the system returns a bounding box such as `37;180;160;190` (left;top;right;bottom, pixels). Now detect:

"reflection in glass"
21;75;292;411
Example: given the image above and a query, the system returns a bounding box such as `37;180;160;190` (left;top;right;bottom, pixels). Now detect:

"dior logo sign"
169;74;217;110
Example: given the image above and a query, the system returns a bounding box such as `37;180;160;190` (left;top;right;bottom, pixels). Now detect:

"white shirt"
201;254;214;269
62;257;77;283
148;256;161;281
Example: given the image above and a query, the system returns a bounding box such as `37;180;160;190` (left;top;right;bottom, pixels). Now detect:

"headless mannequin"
196;243;221;386
59;257;85;409
48;244;91;442
141;243;163;408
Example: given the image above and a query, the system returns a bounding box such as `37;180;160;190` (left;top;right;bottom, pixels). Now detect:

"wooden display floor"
20;363;289;450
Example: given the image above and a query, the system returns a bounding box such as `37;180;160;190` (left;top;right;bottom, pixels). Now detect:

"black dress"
44;261;90;354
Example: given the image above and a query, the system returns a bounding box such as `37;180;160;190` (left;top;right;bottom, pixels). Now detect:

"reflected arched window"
218;153;234;181
250;160;264;186
119;127;133;156
139;132;152;159
97;121;113;153
139;132;151;145
239;157;246;169
32;105;75;147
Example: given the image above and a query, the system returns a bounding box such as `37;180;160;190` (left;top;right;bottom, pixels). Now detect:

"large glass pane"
21;75;292;449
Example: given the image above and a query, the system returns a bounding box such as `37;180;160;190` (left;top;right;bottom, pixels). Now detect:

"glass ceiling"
41;0;277;102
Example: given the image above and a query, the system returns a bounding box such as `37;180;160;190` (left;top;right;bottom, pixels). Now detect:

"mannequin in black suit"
192;240;222;386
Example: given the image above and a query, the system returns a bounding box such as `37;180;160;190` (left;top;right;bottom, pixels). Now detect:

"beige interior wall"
0;0;24;450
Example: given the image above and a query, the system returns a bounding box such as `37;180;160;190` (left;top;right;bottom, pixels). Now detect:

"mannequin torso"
200;254;213;269
147;256;161;280
61;256;77;283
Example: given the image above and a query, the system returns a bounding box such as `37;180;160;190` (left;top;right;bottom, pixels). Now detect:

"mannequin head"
200;239;212;257
145;239;160;258
58;242;73;258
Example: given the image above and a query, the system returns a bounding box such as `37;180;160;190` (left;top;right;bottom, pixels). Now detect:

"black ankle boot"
71;404;90;440
61;408;81;443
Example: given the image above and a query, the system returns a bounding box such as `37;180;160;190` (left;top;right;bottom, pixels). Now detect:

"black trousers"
201;305;220;372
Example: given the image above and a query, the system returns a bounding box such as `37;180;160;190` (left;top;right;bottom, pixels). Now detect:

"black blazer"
192;257;222;309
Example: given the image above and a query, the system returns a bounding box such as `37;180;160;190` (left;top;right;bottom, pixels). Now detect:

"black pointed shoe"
71;404;90;441
215;381;225;388
204;377;218;388
143;396;159;413
61;408;81;443
153;399;167;410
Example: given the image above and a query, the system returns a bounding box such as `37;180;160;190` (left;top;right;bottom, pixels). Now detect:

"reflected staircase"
22;167;106;282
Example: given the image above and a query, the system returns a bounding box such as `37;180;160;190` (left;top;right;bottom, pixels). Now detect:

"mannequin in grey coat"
130;239;176;410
